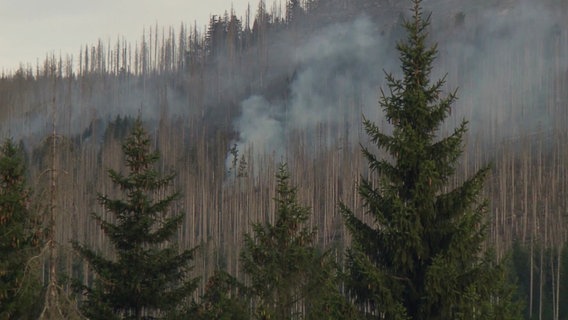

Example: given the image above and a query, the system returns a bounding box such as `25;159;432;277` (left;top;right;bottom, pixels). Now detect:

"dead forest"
1;0;568;318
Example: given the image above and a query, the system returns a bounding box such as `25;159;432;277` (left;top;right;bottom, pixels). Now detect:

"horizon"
0;0;252;73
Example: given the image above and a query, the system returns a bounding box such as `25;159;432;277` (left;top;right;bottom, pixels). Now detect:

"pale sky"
0;0;252;72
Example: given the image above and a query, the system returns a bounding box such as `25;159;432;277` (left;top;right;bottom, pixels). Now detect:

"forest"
1;0;568;318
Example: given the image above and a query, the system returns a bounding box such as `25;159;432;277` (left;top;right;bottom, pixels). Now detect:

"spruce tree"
189;271;250;320
241;164;351;320
0;138;42;319
340;1;520;319
73;119;198;319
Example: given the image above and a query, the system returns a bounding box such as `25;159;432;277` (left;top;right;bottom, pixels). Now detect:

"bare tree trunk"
529;236;533;317
539;242;544;320
40;65;63;320
554;244;562;320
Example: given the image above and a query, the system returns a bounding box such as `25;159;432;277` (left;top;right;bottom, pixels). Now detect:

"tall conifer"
241;164;351;320
0;139;42;319
73;119;198;319
341;1;520;318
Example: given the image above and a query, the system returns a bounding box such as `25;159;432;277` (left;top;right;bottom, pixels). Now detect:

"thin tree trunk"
539;242;544;320
530;237;534;318
555;244;562;320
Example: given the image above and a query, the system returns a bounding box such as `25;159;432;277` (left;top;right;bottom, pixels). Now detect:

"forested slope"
1;0;567;317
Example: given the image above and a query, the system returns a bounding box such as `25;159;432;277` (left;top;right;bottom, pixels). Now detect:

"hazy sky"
0;0;251;72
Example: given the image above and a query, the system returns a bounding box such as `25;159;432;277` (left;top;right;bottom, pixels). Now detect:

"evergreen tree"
510;241;532;319
241;163;352;320
0;138;42;319
73;119;198;319
340;1;520;319
189;271;250;320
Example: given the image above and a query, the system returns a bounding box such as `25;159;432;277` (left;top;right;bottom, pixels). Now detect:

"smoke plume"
228;0;568;171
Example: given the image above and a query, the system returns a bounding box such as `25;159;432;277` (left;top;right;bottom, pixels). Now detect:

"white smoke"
227;16;392;170
228;0;568;172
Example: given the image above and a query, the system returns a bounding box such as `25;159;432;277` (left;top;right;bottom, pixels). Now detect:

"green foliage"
510;241;568;320
73;118;198;319
188;271;250;320
510;241;531;318
240;163;351;320
0;138;43;319
340;1;520;318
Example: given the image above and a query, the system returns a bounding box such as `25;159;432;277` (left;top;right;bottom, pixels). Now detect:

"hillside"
0;0;567;316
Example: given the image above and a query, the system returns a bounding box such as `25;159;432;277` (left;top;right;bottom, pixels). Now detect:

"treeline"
0;0;394;146
1;0;389;79
1;3;521;318
1;0;568;319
